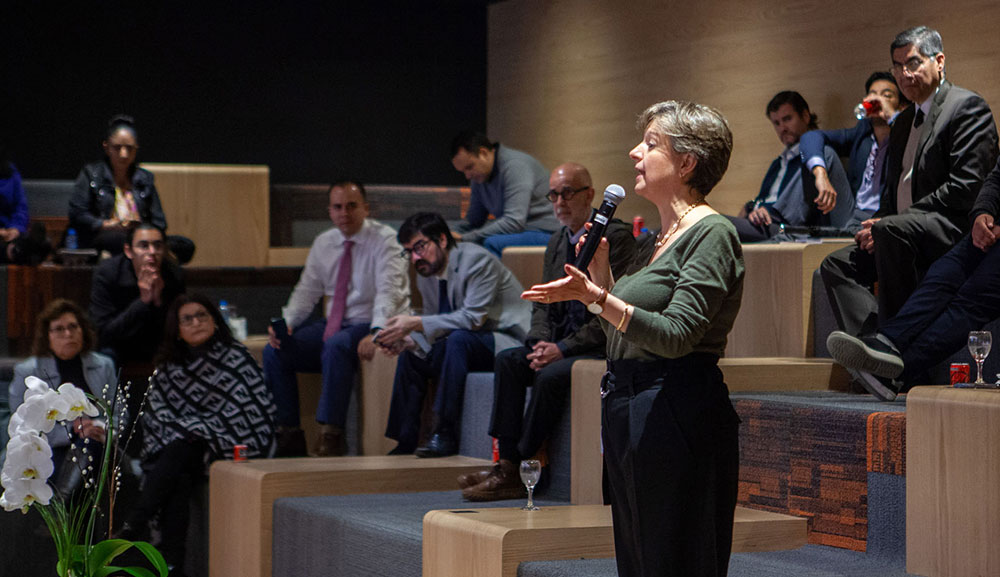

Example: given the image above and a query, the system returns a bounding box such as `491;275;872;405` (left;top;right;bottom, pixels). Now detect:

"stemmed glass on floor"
520;459;541;511
968;331;992;387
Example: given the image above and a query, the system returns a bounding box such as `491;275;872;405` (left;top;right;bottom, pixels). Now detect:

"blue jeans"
482;231;552;258
384;329;494;450
262;320;370;428
881;235;1000;383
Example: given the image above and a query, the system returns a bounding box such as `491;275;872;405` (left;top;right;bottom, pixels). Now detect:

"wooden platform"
209;455;492;577
907;386;1000;577
569;357;848;505
728;240;852;358
422;504;807;577
145;163;271;267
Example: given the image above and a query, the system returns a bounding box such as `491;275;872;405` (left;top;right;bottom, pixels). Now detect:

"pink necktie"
323;240;354;341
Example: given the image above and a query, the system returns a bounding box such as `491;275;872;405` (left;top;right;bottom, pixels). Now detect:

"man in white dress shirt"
263;181;409;456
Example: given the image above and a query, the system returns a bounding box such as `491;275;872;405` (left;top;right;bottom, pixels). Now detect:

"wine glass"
519;459;541;511
968;331;992;386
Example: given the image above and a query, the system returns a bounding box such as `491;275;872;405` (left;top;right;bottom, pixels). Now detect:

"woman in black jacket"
68;115;195;263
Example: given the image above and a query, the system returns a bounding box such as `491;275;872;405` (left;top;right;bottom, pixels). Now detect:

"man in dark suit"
800;71;908;233
820;26;999;399
460;162;637;501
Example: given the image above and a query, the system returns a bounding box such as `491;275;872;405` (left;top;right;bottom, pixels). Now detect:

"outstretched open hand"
521;264;595;305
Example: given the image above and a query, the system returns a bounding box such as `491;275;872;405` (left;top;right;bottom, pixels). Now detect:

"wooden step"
210;455;492;577
423;504;806;577
722;357;850;392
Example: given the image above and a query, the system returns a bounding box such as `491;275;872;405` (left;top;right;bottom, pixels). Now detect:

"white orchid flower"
0;477;53;512
12;391;68;435
2;434;54;483
57;383;99;421
22;376;51;403
7;411;25;438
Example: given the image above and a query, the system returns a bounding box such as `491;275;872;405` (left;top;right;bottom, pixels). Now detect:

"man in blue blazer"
729;91;853;241
800;72;908;233
379;212;531;457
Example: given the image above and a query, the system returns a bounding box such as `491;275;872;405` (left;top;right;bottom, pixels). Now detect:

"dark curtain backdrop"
2;1;487;185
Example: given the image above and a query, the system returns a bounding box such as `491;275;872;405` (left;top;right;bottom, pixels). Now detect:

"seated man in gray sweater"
450;131;560;256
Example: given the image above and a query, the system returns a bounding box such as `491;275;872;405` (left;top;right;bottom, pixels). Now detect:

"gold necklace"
654;200;704;248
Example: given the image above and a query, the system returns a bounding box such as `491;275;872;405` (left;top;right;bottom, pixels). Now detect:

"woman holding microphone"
523;100;745;577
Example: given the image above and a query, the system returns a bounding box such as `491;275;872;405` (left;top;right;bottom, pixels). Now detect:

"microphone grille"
603;184;626;205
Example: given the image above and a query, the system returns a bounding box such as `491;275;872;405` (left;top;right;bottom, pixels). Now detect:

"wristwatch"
586;288;608;315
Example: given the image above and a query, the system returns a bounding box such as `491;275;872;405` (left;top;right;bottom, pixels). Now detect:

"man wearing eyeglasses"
90;223;185;365
821;26;998;400
450;130;560;257
462;162;637;500
262;181;409;456
379;212;530;458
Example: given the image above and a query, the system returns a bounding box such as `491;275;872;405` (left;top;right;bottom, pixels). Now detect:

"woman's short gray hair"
637;100;733;196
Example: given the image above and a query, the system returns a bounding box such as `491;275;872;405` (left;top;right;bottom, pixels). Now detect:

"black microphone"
574;184;626;270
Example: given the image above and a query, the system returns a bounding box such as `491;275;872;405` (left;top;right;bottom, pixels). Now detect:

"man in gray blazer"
821;26;999;399
379;212;530;457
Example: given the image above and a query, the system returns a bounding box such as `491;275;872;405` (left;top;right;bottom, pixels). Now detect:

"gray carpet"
518;544;922;576
730;390;907;412
272;490;566;577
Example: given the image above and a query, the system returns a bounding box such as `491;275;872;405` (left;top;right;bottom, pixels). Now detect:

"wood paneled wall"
487;0;1000;228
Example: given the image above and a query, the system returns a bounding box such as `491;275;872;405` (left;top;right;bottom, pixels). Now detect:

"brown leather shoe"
312;424;346;457
462;459;525;502
457;467;492;489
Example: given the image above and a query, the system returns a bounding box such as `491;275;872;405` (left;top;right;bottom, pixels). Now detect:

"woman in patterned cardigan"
119;293;276;574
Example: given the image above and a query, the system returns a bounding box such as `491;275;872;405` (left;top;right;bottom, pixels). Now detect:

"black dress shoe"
388;443;415;455
415;433;457;458
275;428;307;458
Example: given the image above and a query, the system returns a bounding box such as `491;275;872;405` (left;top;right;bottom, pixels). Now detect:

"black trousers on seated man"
489;347;597;463
820;211;964;336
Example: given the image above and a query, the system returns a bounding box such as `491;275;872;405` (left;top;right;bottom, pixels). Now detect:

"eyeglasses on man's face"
891;55;928;75
401;239;434;259
547;186;589;203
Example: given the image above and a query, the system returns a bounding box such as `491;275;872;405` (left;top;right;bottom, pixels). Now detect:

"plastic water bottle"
219;300;231;323
65;228;78;250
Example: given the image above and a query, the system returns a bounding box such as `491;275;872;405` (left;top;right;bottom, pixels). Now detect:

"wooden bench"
906;386;1000;577
569;357;850;504
729;240;852;358
209;455;492;577
422;504;807;577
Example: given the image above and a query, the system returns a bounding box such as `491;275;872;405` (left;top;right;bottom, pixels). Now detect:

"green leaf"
96;566;155;577
91;541;168;577
130;541;169;577
87;539;134;574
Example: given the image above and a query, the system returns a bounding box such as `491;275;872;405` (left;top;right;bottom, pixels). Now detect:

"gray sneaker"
856;370;900;402
827;331;904;379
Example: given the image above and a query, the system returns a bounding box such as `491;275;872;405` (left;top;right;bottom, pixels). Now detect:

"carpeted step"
271;490;566;577
733;391;906;554
518;544;922;576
